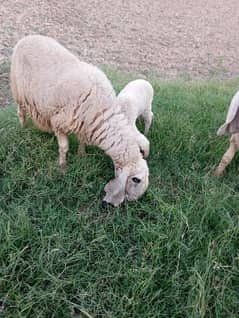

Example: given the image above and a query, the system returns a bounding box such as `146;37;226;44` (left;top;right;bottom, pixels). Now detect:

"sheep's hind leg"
214;134;239;176
56;132;69;171
17;104;26;128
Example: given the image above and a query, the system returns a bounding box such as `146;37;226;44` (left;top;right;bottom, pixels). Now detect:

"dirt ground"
1;0;239;80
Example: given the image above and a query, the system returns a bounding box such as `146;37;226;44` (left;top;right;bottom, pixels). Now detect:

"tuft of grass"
0;70;239;318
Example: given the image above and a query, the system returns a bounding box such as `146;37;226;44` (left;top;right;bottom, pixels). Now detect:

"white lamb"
10;35;149;207
117;79;154;136
215;90;239;176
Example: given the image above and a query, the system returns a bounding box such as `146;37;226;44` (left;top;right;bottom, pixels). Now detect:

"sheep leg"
56;132;69;170
214;135;239;176
78;143;86;156
17;104;26;128
142;111;153;135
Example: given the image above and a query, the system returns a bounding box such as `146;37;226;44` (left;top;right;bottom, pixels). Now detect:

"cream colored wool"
11;35;149;206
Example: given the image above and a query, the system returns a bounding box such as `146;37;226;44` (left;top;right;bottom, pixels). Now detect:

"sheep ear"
136;134;150;158
217;91;239;136
103;167;129;206
104;167;129;195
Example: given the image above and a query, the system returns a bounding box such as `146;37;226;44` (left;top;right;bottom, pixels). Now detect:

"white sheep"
10;35;149;207
117;79;154;135
215;90;239;176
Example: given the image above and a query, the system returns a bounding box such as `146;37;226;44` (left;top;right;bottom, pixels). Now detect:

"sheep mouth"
101;200;115;208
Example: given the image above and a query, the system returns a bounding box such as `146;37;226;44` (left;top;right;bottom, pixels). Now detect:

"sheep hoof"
59;162;67;173
19;120;26;128
213;169;224;177
78;148;86;157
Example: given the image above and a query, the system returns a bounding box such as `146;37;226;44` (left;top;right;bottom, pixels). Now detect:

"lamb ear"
217;91;239;136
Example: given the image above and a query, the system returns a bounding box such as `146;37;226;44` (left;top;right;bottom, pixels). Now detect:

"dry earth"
0;0;239;80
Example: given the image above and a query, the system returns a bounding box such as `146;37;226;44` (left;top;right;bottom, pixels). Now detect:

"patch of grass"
0;71;239;318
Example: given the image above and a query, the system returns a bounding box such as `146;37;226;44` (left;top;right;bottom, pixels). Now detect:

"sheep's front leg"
214;134;239;176
17;104;26;128
56;132;69;170
78;142;86;157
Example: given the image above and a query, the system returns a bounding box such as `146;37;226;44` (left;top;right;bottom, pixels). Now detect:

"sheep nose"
101;200;114;208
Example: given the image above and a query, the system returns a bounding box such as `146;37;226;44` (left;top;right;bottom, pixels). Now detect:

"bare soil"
1;0;239;80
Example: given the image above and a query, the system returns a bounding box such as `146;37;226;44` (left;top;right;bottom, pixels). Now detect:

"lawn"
0;67;239;318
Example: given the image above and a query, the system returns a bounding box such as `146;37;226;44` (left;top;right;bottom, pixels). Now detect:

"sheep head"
102;159;149;207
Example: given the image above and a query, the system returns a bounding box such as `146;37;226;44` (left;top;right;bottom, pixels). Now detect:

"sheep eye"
132;177;141;184
140;149;145;156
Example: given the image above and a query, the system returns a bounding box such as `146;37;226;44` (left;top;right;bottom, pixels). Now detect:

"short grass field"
0;67;239;318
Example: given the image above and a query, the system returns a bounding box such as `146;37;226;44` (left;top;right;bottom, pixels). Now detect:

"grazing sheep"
215;90;239;176
117;79;154;135
10;35;149;206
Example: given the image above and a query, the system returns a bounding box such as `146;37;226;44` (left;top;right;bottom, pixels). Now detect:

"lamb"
117;79;154;136
10;35;149;207
215;90;239;176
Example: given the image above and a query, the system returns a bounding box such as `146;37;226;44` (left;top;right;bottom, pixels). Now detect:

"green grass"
0;69;239;318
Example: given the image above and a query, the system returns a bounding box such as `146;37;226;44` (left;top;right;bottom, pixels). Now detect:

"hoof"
78;145;86;157
20;121;26;128
213;169;223;177
78;149;86;157
59;162;67;173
